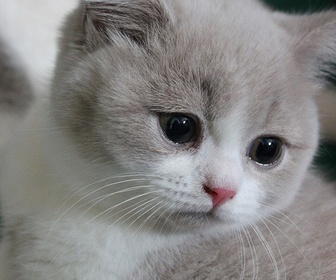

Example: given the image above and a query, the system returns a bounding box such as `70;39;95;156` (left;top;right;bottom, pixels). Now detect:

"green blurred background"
264;0;336;13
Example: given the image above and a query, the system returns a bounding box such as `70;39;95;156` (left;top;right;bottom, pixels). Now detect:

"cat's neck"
41;208;188;278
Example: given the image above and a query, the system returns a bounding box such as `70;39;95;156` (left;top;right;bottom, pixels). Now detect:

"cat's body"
0;0;336;279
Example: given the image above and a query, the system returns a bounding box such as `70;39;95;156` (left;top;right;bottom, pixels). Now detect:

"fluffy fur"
0;0;336;279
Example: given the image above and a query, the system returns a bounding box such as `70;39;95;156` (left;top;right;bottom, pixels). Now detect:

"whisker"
264;218;321;278
259;218;286;279
140;200;173;235
85;189;163;225
54;180;158;228
249;222;280;280
260;202;306;233
133;201;166;234
80;185;159;219
236;229;246;280
107;197;161;231
242;226;259;280
158;205;176;235
119;198;165;234
55;174;151;215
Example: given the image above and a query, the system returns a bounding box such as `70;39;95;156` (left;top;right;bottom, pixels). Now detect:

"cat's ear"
275;11;336;89
77;0;171;52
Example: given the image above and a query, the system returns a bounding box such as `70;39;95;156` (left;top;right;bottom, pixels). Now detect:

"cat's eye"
159;113;199;145
248;137;283;166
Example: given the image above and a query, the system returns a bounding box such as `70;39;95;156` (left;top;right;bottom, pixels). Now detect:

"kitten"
0;0;335;279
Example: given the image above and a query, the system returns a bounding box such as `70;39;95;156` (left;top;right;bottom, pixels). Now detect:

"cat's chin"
153;209;240;234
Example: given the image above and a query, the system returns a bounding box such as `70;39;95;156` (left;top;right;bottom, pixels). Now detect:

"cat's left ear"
80;0;172;52
275;11;336;89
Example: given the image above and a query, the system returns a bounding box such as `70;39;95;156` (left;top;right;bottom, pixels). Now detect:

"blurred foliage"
263;0;336;13
314;142;336;181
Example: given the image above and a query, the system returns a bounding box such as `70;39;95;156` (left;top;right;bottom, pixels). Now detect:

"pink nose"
203;186;236;207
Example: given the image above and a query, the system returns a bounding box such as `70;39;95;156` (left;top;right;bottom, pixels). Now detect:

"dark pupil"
166;115;195;144
254;138;281;165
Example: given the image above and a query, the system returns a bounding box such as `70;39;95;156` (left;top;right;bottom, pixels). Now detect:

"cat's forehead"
143;0;296;120
94;0;305;138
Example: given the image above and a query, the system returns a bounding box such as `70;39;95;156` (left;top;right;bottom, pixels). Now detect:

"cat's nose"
203;185;236;208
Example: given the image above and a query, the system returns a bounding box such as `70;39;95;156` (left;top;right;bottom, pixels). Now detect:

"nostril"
203;185;215;196
203;185;236;208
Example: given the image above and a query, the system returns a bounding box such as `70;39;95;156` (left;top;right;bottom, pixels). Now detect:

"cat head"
51;0;336;232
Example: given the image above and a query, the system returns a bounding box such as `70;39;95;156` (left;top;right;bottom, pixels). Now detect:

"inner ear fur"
274;11;336;89
81;0;172;52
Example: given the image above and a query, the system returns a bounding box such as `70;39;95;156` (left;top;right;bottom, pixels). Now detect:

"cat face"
51;0;335;232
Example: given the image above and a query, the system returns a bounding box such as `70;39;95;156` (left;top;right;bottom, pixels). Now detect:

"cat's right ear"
74;0;172;52
274;11;336;90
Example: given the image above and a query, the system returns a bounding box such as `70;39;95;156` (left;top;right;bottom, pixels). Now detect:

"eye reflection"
159;113;199;145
